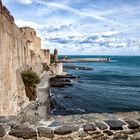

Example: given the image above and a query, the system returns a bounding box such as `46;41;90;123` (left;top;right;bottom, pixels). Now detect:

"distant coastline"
58;56;111;63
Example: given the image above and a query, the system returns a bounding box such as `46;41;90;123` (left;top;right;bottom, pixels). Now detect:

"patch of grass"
21;70;40;86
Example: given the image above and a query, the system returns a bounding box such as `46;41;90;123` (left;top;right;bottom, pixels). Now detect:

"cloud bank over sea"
3;0;140;55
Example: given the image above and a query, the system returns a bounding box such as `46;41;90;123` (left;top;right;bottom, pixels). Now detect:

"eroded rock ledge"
0;112;140;140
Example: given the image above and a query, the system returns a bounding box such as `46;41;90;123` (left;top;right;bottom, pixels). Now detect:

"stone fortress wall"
0;0;29;116
0;0;62;117
20;27;50;67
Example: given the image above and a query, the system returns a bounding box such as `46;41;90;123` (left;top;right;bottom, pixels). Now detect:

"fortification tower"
54;48;58;61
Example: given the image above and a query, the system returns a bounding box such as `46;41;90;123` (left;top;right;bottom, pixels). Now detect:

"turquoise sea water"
51;56;140;115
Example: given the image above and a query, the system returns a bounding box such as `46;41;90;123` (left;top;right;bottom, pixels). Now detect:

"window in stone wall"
30;32;33;36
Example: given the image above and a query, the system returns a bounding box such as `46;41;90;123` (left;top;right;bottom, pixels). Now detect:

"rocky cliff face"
0;0;50;116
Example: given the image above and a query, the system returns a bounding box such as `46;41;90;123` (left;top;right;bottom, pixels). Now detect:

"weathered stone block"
131;132;140;140
9;15;14;24
126;120;140;129
38;127;54;138
103;130;113;136
112;134;128;140
91;133;104;139
83;124;96;132
123;129;139;135
0;125;5;137
2;6;10;19
95;122;108;130
78;131;88;138
54;137;73;140
54;125;78;135
9;124;37;139
104;120;126;130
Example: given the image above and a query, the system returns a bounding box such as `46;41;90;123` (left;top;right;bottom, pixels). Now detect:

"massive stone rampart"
0;0;50;116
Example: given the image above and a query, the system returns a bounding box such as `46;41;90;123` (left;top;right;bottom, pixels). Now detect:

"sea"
50;56;140;115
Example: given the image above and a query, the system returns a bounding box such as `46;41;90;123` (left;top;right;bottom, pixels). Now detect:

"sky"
3;0;140;55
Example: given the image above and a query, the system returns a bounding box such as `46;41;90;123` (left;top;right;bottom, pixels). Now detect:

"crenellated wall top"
0;1;14;24
0;0;2;13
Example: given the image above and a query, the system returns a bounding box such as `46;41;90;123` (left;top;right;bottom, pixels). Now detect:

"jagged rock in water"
50;77;73;88
55;74;80;79
50;82;73;88
64;65;93;70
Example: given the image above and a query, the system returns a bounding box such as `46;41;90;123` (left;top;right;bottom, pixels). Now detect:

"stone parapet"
2;6;10;19
20;27;36;42
40;49;50;64
0;112;140;140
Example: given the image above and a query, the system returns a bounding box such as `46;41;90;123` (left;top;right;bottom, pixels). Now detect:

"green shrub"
21;70;40;86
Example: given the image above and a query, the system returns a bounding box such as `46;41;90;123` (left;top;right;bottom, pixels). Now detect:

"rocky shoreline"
49;74;80;115
63;65;93;70
50;74;79;88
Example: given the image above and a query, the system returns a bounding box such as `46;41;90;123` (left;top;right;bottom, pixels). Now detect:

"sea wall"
0;0;51;116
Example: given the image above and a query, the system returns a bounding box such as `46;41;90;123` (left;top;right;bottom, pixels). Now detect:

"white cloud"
15;19;38;29
36;1;107;21
19;0;33;4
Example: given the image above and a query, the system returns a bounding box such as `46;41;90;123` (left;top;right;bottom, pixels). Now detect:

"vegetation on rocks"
21;70;40;101
21;70;40;86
